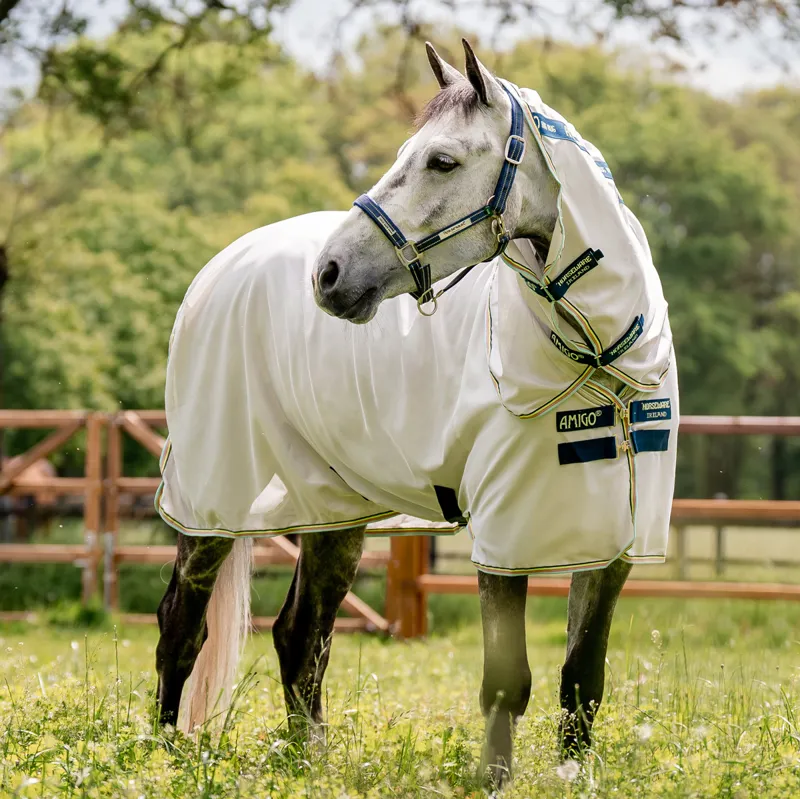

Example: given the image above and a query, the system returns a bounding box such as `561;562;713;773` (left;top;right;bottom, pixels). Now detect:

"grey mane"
416;82;482;128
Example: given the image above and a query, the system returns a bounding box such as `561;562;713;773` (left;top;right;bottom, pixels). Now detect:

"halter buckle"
504;134;526;165
395;241;422;267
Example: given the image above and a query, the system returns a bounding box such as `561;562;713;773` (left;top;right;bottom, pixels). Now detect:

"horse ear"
426;42;463;89
462;38;504;106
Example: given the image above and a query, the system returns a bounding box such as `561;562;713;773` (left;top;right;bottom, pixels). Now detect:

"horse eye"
427;154;459;172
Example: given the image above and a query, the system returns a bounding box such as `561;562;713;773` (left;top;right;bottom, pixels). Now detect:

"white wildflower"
636;723;654;742
555;759;580;782
268;739;287;755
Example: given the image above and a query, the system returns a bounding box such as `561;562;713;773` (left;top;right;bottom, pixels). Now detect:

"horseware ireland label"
630;398;672;423
556;405;615;432
547;248;604;300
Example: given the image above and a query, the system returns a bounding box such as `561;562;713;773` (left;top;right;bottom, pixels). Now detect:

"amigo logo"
556;405;615;432
549;332;583;361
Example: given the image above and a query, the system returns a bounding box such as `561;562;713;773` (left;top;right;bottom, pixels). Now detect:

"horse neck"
509;127;558;263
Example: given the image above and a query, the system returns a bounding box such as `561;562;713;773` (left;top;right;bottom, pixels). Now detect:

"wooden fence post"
715;525;726;576
675;524;687;581
82;413;104;604
386;536;429;638
103;417;121;610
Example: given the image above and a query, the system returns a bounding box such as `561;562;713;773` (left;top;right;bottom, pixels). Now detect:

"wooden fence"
1;411;800;637
0;411;103;602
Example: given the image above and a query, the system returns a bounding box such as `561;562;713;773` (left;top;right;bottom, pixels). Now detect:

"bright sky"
3;0;799;99
276;0;800;97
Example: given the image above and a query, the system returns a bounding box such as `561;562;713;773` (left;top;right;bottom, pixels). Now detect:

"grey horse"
155;40;636;789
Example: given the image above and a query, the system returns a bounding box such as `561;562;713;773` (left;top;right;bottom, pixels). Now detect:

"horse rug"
157;89;679;575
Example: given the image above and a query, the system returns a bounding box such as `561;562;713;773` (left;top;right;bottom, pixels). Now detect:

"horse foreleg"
272;527;365;741
559;557;631;756
478;571;531;789
155;533;234;726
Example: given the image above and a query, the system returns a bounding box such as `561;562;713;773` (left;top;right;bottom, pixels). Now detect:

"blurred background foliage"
0;4;799;499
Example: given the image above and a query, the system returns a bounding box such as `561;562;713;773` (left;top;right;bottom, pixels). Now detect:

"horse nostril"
319;259;340;293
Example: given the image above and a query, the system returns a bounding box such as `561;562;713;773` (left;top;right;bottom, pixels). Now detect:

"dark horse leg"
155;533;233;725
272;526;365;739
560;558;632;755
478;571;531;788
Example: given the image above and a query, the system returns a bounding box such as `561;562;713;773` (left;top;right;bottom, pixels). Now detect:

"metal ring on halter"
417;292;438;316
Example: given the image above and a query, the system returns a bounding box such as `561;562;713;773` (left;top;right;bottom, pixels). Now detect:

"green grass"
3;596;800;797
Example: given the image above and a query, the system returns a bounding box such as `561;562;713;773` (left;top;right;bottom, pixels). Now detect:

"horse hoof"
480;753;512;792
287;713;327;754
308;721;327;754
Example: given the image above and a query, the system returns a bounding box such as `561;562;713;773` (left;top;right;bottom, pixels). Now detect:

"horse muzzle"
312;255;383;324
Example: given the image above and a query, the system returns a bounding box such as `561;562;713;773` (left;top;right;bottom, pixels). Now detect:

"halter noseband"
353;86;526;315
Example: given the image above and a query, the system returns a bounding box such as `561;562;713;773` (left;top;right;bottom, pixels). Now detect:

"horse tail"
180;537;253;733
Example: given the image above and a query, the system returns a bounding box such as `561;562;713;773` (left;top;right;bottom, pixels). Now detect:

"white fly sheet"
156;86;679;575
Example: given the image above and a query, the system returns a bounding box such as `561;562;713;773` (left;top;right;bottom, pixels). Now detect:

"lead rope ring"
417;294;439;316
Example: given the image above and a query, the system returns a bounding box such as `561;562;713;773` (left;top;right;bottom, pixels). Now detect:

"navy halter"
353;86;526;314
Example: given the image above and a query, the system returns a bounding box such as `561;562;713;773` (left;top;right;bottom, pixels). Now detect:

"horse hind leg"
155;533;252;731
272;526;365;741
559;557;631;756
478;571;531;789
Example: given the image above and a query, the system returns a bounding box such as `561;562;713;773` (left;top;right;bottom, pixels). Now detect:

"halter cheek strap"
353;86;526;313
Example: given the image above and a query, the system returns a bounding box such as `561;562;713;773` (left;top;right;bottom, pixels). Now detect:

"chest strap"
434;485;468;525
518;247;604;302
549;314;644;368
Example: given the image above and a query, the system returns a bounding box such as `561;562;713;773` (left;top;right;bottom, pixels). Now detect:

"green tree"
2;20;800;497
328;31;800;497
0;21;350;468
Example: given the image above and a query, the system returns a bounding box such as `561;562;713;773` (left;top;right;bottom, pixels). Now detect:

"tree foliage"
0;16;799;493
1;20;351;413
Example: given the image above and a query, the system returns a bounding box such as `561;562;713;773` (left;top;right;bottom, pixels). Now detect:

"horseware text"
550;247;604;294
605;315;644;360
630;398;672;423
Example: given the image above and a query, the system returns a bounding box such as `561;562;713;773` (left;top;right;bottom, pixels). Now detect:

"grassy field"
3;596;800;797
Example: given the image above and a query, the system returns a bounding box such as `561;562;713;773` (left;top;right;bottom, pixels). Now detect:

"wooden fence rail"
2;411;800;636
103;411;392;632
0;411;104;602
391;415;800;636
